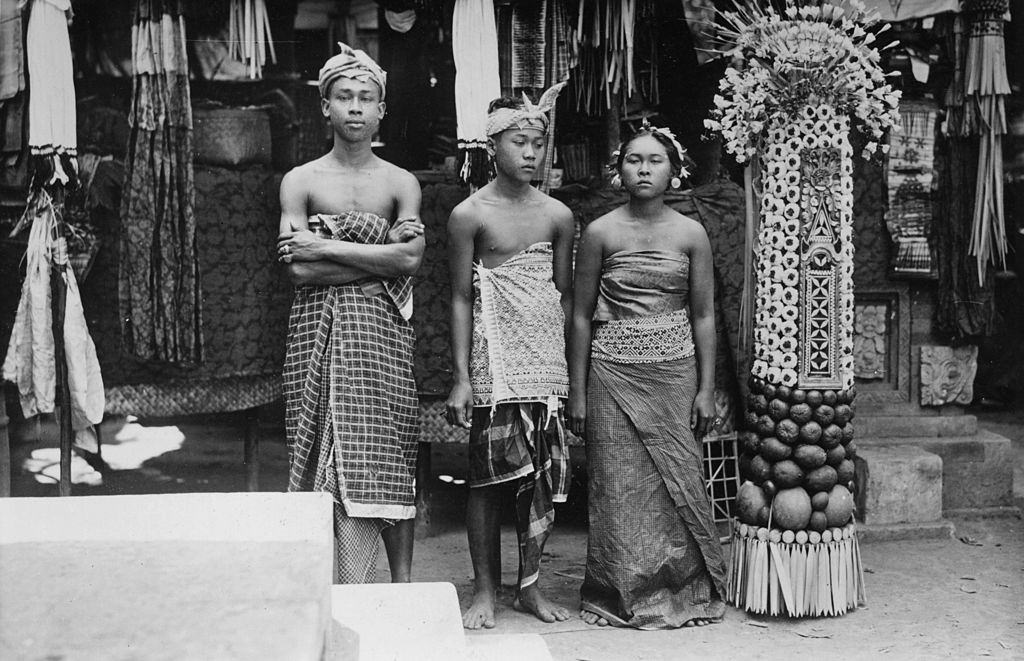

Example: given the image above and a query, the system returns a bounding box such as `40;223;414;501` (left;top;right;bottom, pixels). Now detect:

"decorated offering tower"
705;1;901;617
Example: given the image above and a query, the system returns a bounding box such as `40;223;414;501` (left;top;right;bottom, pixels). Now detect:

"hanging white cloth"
26;0;77;183
3;189;104;430
452;0;500;183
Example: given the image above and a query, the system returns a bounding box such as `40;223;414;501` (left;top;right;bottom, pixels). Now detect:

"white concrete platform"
0;492;334;661
328;583;555;661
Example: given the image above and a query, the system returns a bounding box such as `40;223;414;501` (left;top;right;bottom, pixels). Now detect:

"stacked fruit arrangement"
736;381;857;533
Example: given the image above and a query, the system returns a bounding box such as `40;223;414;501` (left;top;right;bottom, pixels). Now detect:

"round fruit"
751;393;769;415
772;460;805;489
824;485;855;526
790;388;807;404
789;403;813;425
811;491;830;511
793;444;827;470
749;454;771;484
741;431;762;454
841;422;855;443
744;411;759;431
763;383;777;400
809;511;828;532
845;440;858;457
798;421;823;444
806;390;824;407
748;375;761;391
805;465;839;492
738;453;752;480
826;444;846;467
775;419;801;444
736;481;768;525
757;505;770;527
836;388;851;405
833;404;853;426
822;390;838;406
776;385;792;401
763;480;778;498
836;459;856;485
757;415;777;436
812;404;835;426
760;437;792;462
819;424;843;449
772;487;812;531
768;398;790;422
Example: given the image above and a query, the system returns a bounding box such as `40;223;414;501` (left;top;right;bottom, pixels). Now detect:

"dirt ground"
6;404;1024;661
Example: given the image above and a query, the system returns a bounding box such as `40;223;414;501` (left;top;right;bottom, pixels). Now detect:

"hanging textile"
0;0;25;104
120;0;203;363
26;0;77;185
453;0;501;188
886;100;937;275
511;1;546;89
3;189;105;431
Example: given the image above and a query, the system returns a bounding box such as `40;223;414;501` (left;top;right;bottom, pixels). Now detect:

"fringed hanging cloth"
943;0;1011;284
3;189;104;431
26;0;77;185
120;0;203;363
453;0;501;188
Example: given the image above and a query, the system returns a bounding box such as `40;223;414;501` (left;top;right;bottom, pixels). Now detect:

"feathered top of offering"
704;0;901;162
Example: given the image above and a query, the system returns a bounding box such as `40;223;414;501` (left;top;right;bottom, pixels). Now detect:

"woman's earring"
670;176;681;189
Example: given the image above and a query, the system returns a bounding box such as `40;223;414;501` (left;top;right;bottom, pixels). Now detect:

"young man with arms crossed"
446;85;575;629
278;43;425;584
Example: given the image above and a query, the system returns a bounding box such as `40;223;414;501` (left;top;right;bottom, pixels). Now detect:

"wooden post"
51;188;73;497
0;393;10;497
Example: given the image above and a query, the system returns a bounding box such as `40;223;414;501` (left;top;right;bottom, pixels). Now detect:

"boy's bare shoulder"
448;194;483;232
282;158;326;189
539;192;573;223
381;160;420;189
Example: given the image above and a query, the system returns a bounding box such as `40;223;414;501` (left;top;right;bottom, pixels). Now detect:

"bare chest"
306;169;394;219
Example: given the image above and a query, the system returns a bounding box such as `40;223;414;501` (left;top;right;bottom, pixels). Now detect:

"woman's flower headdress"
607;118;691;188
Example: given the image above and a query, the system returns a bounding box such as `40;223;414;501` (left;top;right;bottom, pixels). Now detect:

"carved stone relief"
854;303;888;380
919;345;978;406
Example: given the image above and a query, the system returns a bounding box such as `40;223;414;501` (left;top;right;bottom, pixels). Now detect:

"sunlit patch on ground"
20;416;186;486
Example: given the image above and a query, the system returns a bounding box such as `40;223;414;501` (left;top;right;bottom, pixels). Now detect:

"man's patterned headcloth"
318;42;387;100
486;82;566;137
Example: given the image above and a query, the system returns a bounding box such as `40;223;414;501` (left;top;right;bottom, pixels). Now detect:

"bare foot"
463;588;496;630
513;584;571;623
579;609;609;626
683;617;722;627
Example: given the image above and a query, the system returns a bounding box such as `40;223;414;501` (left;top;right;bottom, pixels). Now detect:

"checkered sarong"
283;211;418;520
469;403;570;589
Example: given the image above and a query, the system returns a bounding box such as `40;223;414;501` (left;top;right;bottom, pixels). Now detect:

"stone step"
466;634;554;661
0;493;335;661
856;444;944;526
856;414;977;438
328;582;468;660
859;430;1014;511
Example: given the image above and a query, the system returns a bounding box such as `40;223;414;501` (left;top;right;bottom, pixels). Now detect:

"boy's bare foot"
463;589;496;630
579;609;609;626
512;584;571;623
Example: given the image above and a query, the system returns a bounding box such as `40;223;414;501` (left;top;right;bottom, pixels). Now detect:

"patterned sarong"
469;403;570;589
283;211;418;521
470;242;568;407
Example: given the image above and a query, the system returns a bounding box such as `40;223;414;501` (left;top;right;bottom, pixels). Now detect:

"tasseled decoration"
726;521;866;617
25;0;77;187
944;0;1011;283
453;0;501;189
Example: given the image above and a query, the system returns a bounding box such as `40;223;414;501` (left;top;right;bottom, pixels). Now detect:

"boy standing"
278;43;425;584
445;86;575;629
